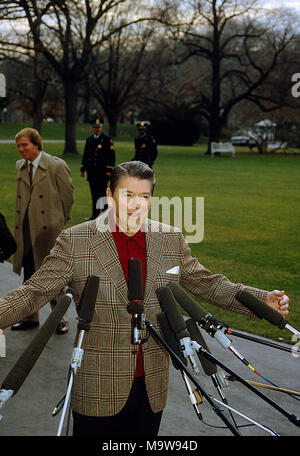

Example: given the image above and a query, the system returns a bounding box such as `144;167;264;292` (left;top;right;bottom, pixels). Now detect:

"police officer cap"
136;121;150;129
91;116;104;127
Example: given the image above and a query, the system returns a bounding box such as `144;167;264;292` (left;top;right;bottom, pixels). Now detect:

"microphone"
168;283;262;371
127;258;145;345
168;283;231;349
53;277;99;431
157;312;187;370
186;318;217;377
77;275;99;332
237;290;300;336
0;289;74;409
157;312;204;420
156;286;200;375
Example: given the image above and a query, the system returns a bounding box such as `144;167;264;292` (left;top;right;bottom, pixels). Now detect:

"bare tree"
0;0;159;154
89;23;155;137
159;0;296;153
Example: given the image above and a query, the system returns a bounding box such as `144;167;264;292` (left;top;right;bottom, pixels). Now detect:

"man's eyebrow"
125;190;151;195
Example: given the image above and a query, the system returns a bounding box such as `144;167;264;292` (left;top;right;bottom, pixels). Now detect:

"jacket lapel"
33;152;47;187
16;160;30;188
90;212;128;305
144;219;165;303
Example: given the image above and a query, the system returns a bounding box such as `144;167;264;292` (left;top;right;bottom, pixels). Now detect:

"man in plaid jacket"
0;161;289;436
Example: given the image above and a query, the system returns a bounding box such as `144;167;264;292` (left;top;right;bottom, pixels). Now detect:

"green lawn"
1;123;300;344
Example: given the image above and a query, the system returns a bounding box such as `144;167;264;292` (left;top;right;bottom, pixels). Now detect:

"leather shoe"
56;322;69;335
11;321;39;331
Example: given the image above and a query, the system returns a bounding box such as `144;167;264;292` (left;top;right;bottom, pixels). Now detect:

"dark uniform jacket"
133;134;158;168
81;133;115;181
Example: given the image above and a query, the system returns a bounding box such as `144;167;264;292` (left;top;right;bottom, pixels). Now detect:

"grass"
1;123;300;344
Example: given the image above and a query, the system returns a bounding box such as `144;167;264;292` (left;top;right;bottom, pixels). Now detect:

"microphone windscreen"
168;283;207;322
186;318;217;376
1;291;73;394
237;290;287;329
156;286;189;340
128;258;143;301
77;276;99;331
127;301;144;315
157;312;187;369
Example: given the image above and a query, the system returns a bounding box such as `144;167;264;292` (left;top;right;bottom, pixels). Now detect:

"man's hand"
266;290;289;315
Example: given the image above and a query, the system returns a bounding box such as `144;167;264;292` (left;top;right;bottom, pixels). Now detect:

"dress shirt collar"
108;209;145;246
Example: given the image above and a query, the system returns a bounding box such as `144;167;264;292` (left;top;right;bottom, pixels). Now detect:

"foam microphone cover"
77;276;100;332
1;290;74;394
186;318;217;376
168;283;207;322
156;286;189;340
157;312;187;369
237;290;287;329
128;258;143;301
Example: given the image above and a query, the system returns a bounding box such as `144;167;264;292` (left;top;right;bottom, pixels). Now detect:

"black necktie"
28;162;33;187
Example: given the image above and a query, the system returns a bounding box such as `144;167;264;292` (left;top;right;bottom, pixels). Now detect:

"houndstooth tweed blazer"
0;210;268;416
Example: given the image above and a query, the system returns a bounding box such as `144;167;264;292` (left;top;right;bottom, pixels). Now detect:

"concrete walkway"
0;261;299;437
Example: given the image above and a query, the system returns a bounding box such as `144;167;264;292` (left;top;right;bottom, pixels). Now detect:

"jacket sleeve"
80;138;90;172
55;160;74;223
105;137;116;172
0;230;75;330
150;137;158;165
178;233;268;316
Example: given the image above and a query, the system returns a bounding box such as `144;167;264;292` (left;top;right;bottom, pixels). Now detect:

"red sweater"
110;216;146;377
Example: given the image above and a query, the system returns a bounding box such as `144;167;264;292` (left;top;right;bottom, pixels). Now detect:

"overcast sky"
263;0;300;10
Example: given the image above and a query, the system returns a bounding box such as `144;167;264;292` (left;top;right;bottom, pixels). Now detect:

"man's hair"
15;128;42;151
109;161;156;195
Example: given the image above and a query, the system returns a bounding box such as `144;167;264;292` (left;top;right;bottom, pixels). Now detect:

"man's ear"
106;187;114;208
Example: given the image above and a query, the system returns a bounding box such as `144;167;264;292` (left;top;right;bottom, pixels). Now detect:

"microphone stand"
53;275;99;436
225;328;295;353
145;319;242;436
54;319;91;436
191;340;300;428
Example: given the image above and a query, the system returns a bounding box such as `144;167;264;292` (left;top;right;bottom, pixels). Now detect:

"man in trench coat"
11;128;74;333
0;161;289;436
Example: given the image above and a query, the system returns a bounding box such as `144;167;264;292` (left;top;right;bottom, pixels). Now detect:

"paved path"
0;261;299;437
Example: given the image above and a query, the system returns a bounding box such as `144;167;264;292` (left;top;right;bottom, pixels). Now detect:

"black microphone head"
1;292;72;394
186;318;217;376
156;286;189;340
77;276;100;331
237;290;287;329
168;283;207;322
157;312;187;369
127;301;144;315
128;258;143;301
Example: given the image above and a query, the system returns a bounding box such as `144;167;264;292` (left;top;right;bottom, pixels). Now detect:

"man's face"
16;136;40;162
92;125;102;136
107;176;152;235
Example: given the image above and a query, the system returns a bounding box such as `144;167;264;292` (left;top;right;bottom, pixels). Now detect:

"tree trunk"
206;117;222;155
107;114;118;138
32;98;43;134
63;79;78;155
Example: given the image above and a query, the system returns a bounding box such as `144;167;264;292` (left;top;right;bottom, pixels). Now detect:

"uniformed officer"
81;116;116;219
132;121;158;168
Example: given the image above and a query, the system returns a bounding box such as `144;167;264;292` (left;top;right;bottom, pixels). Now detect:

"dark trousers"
88;177;108;219
72;377;163;437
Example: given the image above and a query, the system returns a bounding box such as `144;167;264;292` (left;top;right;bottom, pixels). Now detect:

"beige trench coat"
13;151;74;275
